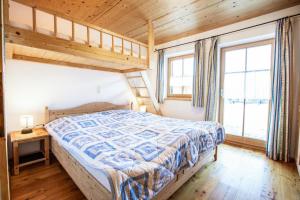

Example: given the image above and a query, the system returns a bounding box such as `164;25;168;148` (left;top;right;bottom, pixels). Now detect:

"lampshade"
20;115;34;128
139;105;147;112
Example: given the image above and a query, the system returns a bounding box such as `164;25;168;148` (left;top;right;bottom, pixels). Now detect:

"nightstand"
10;128;50;175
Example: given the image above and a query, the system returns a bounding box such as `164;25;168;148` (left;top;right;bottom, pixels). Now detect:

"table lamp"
20;115;34;134
139;105;147;112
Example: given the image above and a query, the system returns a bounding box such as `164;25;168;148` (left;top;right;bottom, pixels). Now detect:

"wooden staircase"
125;71;161;115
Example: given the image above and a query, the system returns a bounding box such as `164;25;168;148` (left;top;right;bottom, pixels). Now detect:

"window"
167;54;194;98
220;39;274;149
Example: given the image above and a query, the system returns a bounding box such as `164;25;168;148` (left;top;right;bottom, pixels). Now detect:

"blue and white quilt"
45;110;225;200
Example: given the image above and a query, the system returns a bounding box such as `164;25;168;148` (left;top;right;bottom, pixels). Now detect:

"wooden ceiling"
13;0;300;44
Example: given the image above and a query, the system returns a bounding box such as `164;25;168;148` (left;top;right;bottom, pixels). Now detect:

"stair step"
129;83;146;87
127;76;142;79
142;101;153;105
137;96;150;99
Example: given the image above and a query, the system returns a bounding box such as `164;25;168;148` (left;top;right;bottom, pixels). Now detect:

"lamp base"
21;128;33;134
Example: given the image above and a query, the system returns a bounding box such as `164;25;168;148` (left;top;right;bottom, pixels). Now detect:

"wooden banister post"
3;0;9;25
121;39;124;54
0;0;10;199
139;44;141;59
86;27;90;45
111;35;114;52
54;15;57;37
147;20;154;68
71;21;75;41
99;31;103;48
32;7;36;32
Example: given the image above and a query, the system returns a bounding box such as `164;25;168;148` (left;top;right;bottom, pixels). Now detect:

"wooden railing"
4;0;150;69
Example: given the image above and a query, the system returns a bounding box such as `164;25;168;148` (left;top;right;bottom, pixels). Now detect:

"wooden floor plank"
10;144;300;200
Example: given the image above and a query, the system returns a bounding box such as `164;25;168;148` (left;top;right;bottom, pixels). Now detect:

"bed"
44;102;225;200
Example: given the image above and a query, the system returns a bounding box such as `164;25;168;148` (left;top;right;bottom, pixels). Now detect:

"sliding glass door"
220;40;273;148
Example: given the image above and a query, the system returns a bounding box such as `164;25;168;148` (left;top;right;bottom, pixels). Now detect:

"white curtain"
205;37;218;121
192;40;206;107
156;50;165;103
267;18;293;162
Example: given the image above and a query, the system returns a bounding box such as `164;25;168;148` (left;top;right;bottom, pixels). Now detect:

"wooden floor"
10;144;300;200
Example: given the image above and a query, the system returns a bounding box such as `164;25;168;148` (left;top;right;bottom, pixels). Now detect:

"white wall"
4;60;135;156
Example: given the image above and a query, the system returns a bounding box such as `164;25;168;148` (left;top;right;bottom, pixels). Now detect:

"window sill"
165;97;192;101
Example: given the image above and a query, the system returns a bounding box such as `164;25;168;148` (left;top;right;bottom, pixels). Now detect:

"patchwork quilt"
45;110;225;200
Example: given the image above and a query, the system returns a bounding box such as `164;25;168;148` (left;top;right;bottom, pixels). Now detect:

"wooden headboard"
45;102;130;123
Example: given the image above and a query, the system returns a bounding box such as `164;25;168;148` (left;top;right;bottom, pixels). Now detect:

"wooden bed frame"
45;102;217;200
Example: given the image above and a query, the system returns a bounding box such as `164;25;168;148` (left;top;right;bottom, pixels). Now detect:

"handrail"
5;0;149;62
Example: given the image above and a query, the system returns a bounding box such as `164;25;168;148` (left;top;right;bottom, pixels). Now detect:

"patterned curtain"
192;40;205;107
267;18;293;162
205;37;218;121
156;49;165;103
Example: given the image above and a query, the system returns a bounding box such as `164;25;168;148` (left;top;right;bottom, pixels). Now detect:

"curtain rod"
154;13;300;52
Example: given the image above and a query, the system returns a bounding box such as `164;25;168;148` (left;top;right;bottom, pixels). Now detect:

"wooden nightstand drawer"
10;128;50;175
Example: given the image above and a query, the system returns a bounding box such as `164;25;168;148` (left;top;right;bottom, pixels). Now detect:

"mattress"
45;110;225;200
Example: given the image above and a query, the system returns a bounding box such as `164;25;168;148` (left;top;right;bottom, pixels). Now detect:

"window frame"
167;54;194;99
219;39;275;150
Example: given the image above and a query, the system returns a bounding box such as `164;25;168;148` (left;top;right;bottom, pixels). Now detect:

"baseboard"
224;140;266;152
224;134;266;152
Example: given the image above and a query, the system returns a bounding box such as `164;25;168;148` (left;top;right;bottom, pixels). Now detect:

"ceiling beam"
12;54;122;73
147;20;154;68
121;68;146;73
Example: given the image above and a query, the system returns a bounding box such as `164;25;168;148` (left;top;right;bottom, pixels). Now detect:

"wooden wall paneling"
0;139;10;200
0;2;5;136
0;0;10;199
